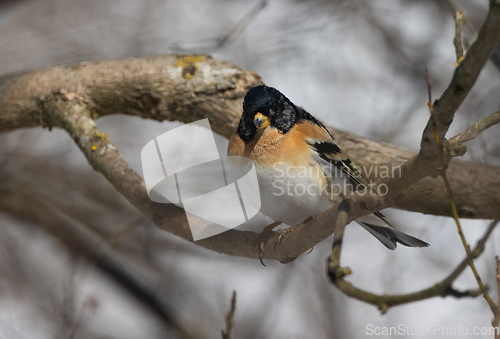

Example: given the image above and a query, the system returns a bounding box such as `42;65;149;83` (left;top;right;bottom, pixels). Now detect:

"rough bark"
0;47;499;262
1;55;498;222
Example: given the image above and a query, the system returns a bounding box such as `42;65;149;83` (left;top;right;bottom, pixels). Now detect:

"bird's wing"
297;117;368;189
299;118;429;249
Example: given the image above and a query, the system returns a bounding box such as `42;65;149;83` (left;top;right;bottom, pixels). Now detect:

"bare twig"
425;69;499;318
446;0;478;39
446;0;500;72
454;9;465;66
171;0;267;53
324;2;500;310
221;291;237;339
328;218;499;314
421;0;500;154
449;110;500;145
494;256;500;332
380;0;500;217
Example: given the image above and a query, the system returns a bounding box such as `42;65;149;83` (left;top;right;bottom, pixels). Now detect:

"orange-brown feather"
228;121;320;167
227;120;331;190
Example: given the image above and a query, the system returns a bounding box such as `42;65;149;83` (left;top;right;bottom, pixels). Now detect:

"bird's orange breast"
227;120;331;167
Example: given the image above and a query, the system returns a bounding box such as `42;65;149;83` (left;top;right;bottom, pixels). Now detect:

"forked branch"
328;218;498;314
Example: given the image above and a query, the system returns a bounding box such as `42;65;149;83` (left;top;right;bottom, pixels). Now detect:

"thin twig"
222;291;237;339
454;9;465;67
327;200;352;278
171;0;267;53
424;69;499;317
446;0;478;39
494;256;500;332
446;0;500;72
328;217;498;314
420;0;500;152
449;110;500;144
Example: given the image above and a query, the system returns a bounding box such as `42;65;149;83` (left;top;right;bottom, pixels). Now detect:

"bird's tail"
356;212;429;250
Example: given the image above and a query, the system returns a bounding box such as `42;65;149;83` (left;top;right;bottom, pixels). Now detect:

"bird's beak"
254;113;270;129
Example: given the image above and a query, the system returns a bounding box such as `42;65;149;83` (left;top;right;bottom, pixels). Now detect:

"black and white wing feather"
304;118;429;249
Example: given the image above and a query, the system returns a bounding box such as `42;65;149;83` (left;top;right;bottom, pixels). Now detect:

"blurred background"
1;0;500;338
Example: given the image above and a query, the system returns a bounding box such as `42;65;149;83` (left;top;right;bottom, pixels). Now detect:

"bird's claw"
257;223;291;266
272;228;292;253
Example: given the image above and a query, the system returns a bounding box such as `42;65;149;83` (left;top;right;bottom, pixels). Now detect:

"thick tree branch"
284;0;500;265
0;54;262;137
37;92;270;260
19;89;385;263
0;56;499;221
1;2;500;264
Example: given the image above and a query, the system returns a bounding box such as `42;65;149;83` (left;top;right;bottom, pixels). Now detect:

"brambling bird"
227;85;429;255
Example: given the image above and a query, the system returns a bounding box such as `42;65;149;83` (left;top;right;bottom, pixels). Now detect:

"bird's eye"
253;112;270;129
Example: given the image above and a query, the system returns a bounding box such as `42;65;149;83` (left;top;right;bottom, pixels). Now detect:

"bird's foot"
272;228;292;253
256;221;282;266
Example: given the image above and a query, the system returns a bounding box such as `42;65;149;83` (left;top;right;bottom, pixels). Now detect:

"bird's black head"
237;85;302;143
